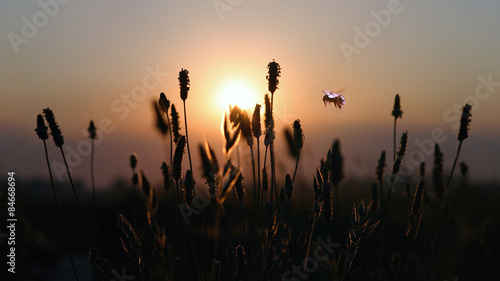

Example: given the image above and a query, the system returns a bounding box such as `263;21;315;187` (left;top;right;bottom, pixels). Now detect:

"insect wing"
322;90;345;109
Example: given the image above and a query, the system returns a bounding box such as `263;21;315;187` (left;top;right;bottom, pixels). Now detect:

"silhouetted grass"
27;61;500;281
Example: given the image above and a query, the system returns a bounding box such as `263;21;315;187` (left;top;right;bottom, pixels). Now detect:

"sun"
217;80;259;111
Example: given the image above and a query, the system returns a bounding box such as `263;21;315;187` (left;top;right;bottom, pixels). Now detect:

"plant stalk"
59;147;93;248
44;141;80;281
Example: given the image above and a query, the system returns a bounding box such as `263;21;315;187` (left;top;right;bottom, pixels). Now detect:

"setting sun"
217;80;259;111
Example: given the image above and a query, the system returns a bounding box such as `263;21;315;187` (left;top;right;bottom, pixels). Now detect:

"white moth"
322;90;346;109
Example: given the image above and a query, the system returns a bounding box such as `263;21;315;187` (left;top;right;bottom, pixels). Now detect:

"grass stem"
445;141;463;192
303;219;317;269
44;141;80;281
183;101;193;175
393;118;397;162
60;147;93;248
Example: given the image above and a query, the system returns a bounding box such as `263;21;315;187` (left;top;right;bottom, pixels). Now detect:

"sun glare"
217;80;258;111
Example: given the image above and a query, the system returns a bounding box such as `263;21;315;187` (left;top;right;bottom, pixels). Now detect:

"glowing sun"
217;80;259;111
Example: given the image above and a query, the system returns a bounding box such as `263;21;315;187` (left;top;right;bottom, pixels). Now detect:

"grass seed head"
117;214;142;261
223;114;240;155
173;135;186;180
267;60;281;95
264;123;275;147
411;180;425;218
230;105;241;127
43;108;64;147
252;104;262;138
130;153;138;170
153;101;168;135
397;131;408;157
392;131;408;174
240;110;253;147
330;139;344;186
407;180;425;239
179;68;190;101
199;143;215;183
88;120;97;140
458;103;472;141
392;94;403;119
158;92;170;115
293;119;304;152
170;103;181;143
35;114;49;140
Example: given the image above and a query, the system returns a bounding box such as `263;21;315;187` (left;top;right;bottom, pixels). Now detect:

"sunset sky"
1;0;499;189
